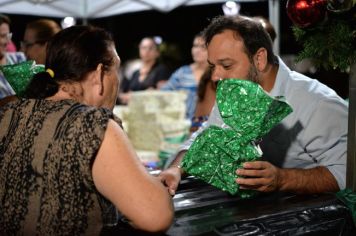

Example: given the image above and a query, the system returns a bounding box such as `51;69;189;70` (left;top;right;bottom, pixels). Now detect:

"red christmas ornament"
286;0;328;28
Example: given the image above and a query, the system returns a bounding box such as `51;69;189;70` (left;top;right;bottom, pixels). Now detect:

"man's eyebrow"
208;58;233;65
217;58;234;63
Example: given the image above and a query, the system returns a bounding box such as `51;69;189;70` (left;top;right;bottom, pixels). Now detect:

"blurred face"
101;45;121;110
21;28;47;64
208;30;259;84
191;36;207;63
0;23;11;58
139;38;159;63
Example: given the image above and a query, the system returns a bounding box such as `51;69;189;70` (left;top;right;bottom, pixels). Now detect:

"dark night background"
3;1;349;98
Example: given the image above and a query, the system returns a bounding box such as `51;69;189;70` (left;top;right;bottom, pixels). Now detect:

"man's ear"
253;48;268;72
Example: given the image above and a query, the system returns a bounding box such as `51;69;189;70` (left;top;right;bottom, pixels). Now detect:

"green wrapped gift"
0;60;45;97
182;79;293;197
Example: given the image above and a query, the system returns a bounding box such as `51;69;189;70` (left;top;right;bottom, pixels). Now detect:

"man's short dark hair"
203;15;277;65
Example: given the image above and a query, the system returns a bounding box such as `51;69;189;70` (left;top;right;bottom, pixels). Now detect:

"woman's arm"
92;119;174;232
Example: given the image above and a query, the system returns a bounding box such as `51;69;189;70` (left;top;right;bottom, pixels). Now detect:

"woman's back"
0;99;119;235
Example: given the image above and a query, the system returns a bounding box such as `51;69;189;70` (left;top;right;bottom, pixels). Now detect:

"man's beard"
246;63;260;84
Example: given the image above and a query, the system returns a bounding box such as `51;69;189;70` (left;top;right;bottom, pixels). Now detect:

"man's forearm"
278;166;339;194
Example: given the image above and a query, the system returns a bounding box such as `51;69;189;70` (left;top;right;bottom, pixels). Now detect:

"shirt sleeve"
301;98;348;189
160;67;182;91
0;74;15;99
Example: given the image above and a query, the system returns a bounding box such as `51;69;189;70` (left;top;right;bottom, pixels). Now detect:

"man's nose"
211;69;222;82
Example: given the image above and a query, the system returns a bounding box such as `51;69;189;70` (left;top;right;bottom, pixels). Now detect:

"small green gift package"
182;79;292;198
0;60;45;97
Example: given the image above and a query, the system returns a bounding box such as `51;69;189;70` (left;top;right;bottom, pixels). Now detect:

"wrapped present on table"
182;79;293;197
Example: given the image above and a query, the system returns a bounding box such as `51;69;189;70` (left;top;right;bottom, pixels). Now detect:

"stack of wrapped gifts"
114;90;190;168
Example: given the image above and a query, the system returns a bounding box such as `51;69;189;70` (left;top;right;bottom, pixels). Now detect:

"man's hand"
158;166;182;196
236;161;340;194
236;161;281;192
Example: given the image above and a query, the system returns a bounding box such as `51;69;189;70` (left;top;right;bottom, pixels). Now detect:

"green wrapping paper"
182;79;293;197
336;188;356;226
0;60;45;97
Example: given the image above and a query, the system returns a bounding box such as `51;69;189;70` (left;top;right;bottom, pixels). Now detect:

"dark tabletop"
103;177;356;236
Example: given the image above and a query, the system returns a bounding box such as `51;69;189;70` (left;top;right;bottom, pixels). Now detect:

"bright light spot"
296;1;308;9
222;1;241;16
61;17;76;29
153;36;162;45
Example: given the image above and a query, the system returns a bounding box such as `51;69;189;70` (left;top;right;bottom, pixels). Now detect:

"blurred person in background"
161;32;208;119
0;14;26;100
6;39;17;52
190;68;216;133
21;18;61;65
251;16;276;43
118;36;171;104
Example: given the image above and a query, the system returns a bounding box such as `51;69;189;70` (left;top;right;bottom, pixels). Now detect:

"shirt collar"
269;57;290;97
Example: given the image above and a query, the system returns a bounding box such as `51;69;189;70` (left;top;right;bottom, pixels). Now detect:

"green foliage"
292;11;356;72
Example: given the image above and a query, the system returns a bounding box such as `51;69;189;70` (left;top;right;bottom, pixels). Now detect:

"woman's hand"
158;166;182;196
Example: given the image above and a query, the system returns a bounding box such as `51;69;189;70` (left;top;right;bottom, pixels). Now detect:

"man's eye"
223;65;231;69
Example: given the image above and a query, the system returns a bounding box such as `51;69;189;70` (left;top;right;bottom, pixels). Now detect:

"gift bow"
182;79;292;197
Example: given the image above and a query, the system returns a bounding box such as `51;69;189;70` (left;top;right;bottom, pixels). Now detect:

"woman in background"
161;32;208;119
0;25;173;235
119;36;171;104
190;68;216;132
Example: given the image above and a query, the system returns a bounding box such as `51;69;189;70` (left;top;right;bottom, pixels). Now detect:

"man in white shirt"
159;15;348;195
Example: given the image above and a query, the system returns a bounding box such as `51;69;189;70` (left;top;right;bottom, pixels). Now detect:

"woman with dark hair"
0;25;173;235
161;32;208;119
119;36;171;104
190;68;217;132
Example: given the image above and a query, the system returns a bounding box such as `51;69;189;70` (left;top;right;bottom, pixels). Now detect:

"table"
103;177;356;235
